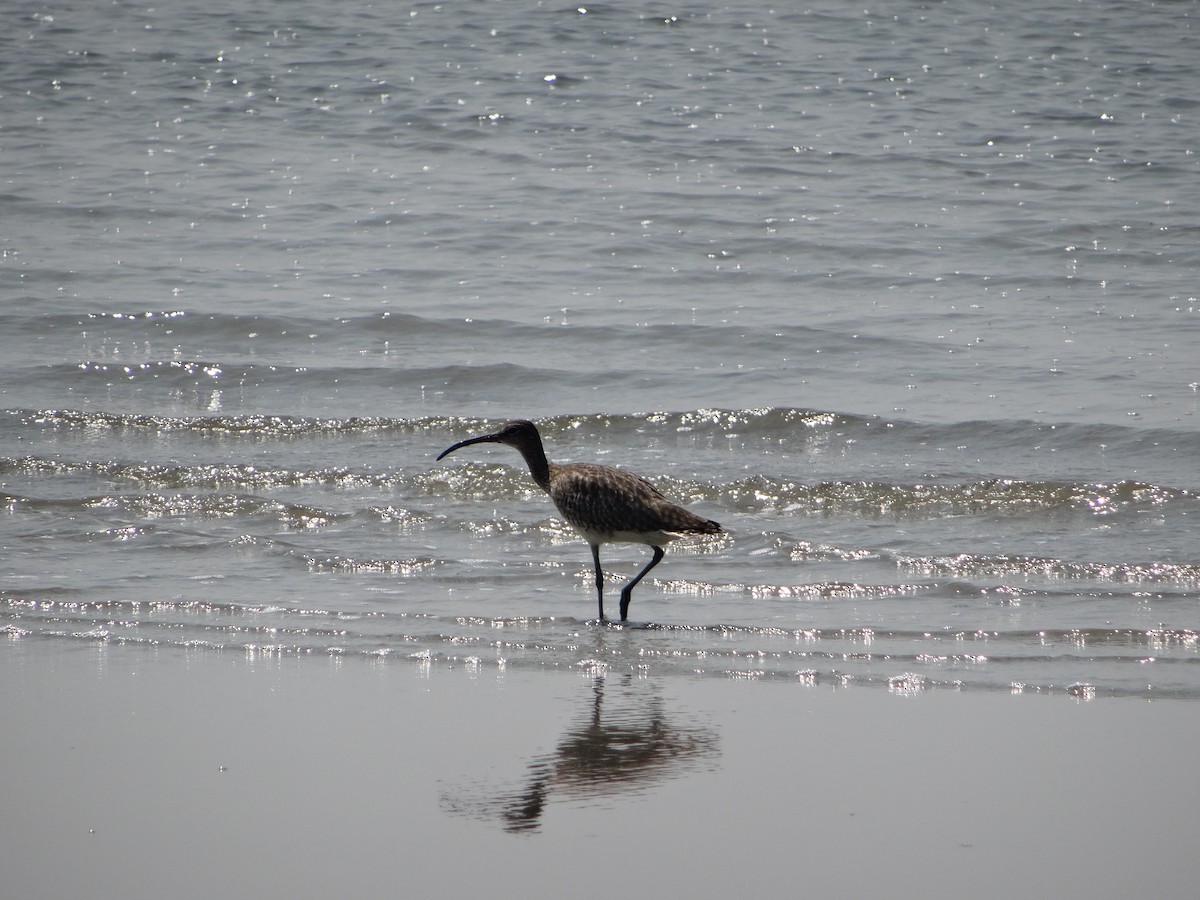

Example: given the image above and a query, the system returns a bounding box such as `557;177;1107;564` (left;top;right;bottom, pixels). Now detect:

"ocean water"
3;0;1198;699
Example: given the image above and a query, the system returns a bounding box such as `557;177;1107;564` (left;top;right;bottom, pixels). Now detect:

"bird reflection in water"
441;675;719;833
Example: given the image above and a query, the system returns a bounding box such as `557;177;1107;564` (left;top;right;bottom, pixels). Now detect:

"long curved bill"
436;431;501;461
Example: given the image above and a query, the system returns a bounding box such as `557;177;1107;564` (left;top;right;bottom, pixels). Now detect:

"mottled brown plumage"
437;419;721;621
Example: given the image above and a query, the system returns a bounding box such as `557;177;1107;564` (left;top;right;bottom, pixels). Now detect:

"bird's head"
436;419;542;461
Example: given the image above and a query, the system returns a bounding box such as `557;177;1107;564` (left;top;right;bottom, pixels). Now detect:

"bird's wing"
550;463;716;536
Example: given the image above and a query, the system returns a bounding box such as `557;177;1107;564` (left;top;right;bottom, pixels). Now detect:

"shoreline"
4;639;1198;898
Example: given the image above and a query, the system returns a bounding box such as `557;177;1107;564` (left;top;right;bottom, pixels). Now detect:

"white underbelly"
575;527;678;547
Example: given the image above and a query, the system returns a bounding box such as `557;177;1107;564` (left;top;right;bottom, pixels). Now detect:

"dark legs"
590;543;605;621
591;544;666;622
619;546;665;622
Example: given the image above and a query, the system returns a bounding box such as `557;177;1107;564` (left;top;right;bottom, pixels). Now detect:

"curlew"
436;419;721;622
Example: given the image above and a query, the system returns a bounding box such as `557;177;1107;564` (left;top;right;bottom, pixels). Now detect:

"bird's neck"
515;442;552;493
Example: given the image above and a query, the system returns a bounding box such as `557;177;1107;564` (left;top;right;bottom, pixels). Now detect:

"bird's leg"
590;544;606;621
619;546;665;622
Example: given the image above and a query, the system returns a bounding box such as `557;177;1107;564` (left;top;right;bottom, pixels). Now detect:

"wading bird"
437;420;721;622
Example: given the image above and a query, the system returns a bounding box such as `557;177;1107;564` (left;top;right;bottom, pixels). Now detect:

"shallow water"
8;641;1200;899
3;0;1198;698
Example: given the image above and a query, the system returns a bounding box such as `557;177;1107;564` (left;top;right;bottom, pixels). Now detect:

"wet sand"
4;641;1198;899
